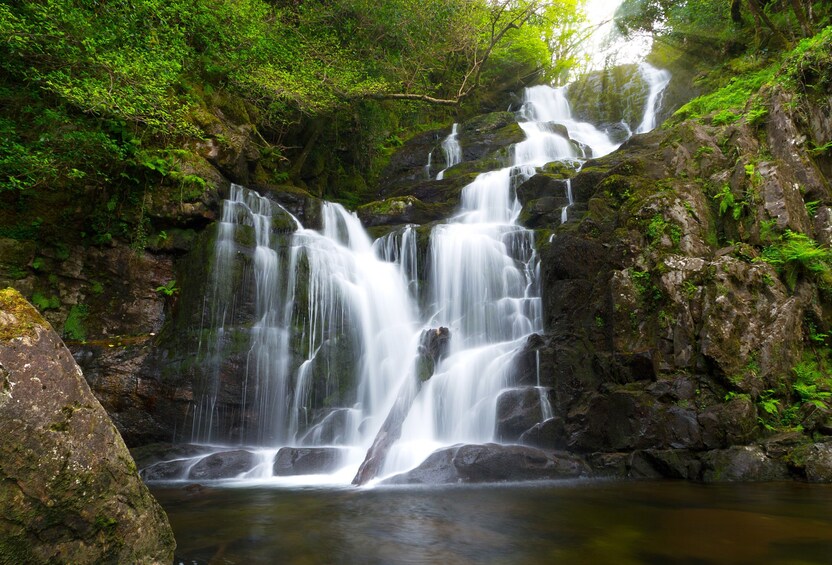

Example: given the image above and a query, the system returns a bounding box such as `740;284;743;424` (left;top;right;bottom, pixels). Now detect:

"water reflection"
152;481;832;564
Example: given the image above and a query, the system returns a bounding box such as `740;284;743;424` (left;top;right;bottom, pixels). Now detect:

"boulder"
518;417;565;449
0;288;175;564
628;449;702;480
496;387;550;441
383;443;589;485
787;442;832;483
700;446;789;482
188;449;258;480
416;326;451;382
300;409;355;446
273;447;347;476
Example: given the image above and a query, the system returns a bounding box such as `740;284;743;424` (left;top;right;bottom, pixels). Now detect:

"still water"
152;480;832;564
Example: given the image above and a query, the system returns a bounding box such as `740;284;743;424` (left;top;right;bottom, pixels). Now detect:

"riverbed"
152;480;832;564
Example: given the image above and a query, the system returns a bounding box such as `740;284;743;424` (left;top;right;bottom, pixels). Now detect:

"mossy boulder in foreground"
0;288;175;564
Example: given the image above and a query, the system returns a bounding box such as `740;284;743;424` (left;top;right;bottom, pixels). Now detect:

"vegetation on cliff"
0;0;573;209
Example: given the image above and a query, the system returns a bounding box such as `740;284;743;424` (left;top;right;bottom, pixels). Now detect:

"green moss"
671;65;776;125
31;292;60;311
63;304;89;341
0;288;46;341
359;196;417;217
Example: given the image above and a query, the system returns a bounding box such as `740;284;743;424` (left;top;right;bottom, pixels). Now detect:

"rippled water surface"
152;480;832;564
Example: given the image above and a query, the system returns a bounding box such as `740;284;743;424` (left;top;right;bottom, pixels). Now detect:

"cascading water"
171;67;668;485
635;62;671;134
436;123;462;180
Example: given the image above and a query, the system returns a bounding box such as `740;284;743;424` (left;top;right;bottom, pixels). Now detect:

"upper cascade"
436;123;462;180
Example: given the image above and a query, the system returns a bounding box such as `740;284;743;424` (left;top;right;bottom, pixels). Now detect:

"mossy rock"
0;287;45;341
459;111;517;136
0;288;175;563
566;64;649;131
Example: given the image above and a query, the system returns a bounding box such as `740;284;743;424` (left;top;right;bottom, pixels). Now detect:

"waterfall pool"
153;480;832;564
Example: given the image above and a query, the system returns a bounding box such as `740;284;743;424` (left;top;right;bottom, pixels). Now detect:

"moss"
459;111;516;135
0;288;46;341
358;196;417;217
30;292;60;311
63;304;89;341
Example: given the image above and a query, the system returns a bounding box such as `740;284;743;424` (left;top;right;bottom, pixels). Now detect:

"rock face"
566;64;649;132
0;288;175;564
503;70;832;480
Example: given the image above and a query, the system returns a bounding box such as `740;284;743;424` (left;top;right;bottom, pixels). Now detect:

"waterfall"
635;62;671;134
436;123;461;180
186;79;642;483
382;86;618;476
192;184;277;443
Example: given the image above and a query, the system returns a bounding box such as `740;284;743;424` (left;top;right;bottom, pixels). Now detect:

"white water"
179;71;668;484
635;62;671;133
436;123;462;180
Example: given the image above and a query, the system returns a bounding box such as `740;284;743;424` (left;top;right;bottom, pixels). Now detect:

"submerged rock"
0;288;175;564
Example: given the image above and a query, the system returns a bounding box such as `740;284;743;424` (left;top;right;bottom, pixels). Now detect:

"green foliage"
629;268;663;305
792;359;832;409
31;292;60;311
760;230;832;291
646;214;681;247
671;66;776;125
155;280;179;297
757;389;781;429
63;304;88;341
713;184;745;220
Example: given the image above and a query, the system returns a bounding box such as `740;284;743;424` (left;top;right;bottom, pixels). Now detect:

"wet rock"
698;397;758;449
700;446;789;482
629;449;702;480
567;388;703;452
357;196;455;227
566;64;649;131
274;447;347;476
300;409;354;445
141;458;194;481
130;442;215;470
0;289;174;564
381;446;461;484
188;449;259;480
416;326;451;382
458;112;525;161
496;387;549;441
383;443;590;484
788;442;832;483
519;417;565;449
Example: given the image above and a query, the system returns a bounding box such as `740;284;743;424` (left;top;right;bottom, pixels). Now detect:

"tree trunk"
788;0;812;37
745;0;791;46
289;119;323;188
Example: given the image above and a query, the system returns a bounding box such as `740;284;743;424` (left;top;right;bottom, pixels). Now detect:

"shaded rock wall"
506;80;832;480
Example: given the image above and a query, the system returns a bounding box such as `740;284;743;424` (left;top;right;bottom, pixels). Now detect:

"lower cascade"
148;76;668;485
